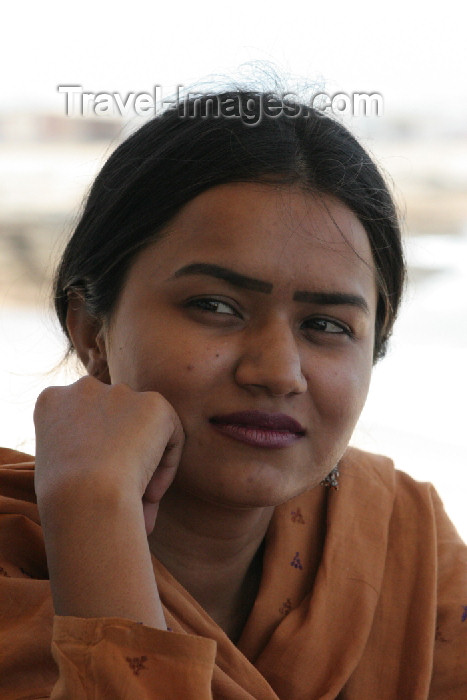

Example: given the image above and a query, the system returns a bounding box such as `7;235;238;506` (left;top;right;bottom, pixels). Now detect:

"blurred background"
0;1;466;538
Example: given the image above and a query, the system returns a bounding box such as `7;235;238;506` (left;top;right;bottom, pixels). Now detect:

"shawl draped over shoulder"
0;446;466;699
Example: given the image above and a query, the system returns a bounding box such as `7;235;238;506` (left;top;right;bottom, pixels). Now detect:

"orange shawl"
0;446;466;699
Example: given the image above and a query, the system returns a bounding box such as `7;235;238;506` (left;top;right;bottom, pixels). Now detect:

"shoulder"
337;446;466;562
285;445;441;525
339;445;440;511
316;445;464;556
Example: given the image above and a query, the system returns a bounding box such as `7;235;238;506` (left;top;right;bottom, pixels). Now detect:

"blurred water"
353;232;467;540
0;233;466;540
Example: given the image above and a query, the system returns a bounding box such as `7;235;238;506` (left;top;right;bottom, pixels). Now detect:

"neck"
148;487;274;640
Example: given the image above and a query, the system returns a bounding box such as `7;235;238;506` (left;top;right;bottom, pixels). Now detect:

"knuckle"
33;386;64;425
140;392;183;435
109;382;131;396
34;386;59;411
145;390;166;407
75;375;100;394
107;382;134;405
151;394;179;424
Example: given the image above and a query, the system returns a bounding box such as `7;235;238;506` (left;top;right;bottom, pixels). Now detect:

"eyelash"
302;317;352;337
187;298;238;315
185;297;353;337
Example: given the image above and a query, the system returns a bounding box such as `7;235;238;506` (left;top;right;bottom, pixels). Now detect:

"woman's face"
98;183;377;507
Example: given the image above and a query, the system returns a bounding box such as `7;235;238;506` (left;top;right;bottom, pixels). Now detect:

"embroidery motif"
435;625;449;642
290;552;303;570
291;508;305;524
279;598;292;615
126;656;148;675
461;606;467;622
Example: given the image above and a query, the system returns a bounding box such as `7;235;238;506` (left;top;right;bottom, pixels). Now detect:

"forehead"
136;183;376;300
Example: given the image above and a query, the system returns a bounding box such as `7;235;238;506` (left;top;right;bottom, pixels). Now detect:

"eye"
303;317;352;336
186;297;239;316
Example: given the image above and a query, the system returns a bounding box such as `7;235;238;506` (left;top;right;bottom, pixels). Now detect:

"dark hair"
54;90;405;362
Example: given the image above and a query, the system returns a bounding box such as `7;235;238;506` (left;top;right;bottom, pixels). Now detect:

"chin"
174;457;322;509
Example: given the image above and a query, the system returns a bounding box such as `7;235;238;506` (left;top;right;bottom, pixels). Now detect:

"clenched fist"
33;376;184;626
34;376;184;533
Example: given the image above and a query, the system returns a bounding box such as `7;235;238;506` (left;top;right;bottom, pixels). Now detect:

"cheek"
308;352;372;427
131;344;228;405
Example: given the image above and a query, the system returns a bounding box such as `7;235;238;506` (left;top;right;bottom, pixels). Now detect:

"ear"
66;292;111;383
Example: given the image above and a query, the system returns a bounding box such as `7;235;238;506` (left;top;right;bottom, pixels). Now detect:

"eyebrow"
171;262;370;314
292;290;370;314
171;263;273;293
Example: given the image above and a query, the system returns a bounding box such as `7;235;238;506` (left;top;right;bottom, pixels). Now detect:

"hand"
34;375;185;534
33;376;185;625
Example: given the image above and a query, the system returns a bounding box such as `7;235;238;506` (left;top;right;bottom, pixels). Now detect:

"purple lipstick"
209;410;305;448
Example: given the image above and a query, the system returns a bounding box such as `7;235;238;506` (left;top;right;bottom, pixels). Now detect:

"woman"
0;91;465;699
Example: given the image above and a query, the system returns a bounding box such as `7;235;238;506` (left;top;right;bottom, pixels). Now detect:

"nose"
234;320;308;397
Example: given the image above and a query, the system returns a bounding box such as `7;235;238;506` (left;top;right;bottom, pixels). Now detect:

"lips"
210;411;305;433
209;411;305;448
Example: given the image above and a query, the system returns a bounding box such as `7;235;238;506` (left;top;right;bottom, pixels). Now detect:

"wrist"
40;481;165;628
37;466;162;538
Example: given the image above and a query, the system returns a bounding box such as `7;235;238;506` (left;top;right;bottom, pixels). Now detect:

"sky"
2;0;466;119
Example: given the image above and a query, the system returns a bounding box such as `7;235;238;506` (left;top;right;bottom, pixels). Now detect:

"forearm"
34;379;184;631
40;487;166;629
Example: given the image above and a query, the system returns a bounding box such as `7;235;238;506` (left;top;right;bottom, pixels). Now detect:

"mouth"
209;410;306;449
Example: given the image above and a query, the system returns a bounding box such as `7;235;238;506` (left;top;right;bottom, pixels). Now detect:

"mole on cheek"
186;364;194;371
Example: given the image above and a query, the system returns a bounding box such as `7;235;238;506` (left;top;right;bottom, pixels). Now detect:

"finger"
143;416;185;504
142;500;159;535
